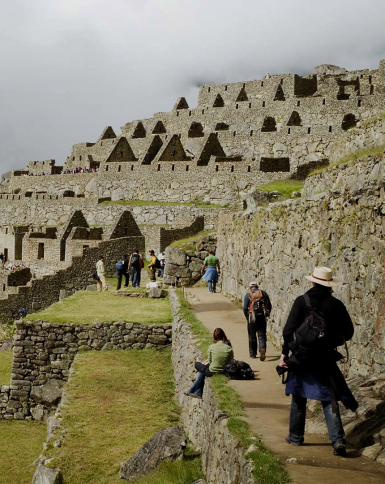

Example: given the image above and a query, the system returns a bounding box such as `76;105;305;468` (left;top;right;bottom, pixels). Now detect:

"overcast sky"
1;0;384;173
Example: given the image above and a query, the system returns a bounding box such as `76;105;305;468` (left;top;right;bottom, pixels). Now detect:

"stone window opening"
369;75;372;84
120;151;123;158
215;165;219;172
261;81;264;87
262;101;265;107
208;87;211;92
131;165;134;171
342;113;357;130
172;149;176;156
236;104;239;109
250;130;253;136
202;109;205;114
249;103;251;108
72;156;75;161
172;164;175;171
231;165;234;172
280;78;283;84
2;284;5;291
288;128;291;134
38;243;44;260
358;99;362;107
106;165;109;171
243;83;245;88
225;85;228;91
186;165;189;172
233;131;236;136
189;110;192;116
308;127;311;134
322;98;326;105
79;156;82;161
5;228;8;234
370;85;374;94
297;100;300;107
329;126;332;133
360;74;363;79
248;165;251;172
165;135;168;140
101;141;103;146
177;111;179;117
157;164;161;171
118;165;121;172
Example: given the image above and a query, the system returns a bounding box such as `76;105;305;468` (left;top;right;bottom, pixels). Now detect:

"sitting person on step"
184;328;233;399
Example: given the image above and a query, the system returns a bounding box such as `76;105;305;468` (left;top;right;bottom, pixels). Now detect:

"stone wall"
217;154;385;378
0;320;172;421
170;289;254;483
0;235;145;318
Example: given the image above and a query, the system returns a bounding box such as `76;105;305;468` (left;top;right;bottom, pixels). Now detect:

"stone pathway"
187;287;385;484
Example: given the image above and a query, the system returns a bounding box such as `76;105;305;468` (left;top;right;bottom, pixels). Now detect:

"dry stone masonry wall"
217;154;385;378
0;320;172;421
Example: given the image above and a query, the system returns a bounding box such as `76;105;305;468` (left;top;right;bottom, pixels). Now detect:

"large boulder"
314;64;347;76
119;426;186;480
146;287;167;298
165;247;186;267
31;380;63;404
32;464;62;484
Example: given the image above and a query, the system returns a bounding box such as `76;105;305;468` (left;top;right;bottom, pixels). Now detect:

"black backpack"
131;253;140;268
291;294;328;363
154;257;161;269
223;360;255;380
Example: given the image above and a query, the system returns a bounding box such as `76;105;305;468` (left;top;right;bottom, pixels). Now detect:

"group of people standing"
187;264;357;458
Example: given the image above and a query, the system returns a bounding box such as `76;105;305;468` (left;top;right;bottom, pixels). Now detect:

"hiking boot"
183;391;202;400
333;443;346;456
260;349;266;361
285;436;303;446
250;355;256;359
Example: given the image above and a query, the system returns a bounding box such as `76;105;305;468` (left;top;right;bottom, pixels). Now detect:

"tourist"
148;250;158;282
243;281;272;360
128;249;143;287
96;255;108;292
201;249;220;293
184;328;233;399
279;266;357;456
116;254;129;290
158;252;166;278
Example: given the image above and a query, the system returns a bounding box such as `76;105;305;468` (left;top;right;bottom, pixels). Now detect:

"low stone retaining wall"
170;289;254;483
0;320;171;421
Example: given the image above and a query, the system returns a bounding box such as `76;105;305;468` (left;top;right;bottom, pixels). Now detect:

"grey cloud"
0;0;385;172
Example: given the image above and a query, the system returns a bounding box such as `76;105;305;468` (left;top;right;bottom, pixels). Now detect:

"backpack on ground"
249;290;267;322
290;294;328;363
131;253;140;268
223;360;255;380
116;259;124;271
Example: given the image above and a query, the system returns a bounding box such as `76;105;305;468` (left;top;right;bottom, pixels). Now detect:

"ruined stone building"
2;60;385;206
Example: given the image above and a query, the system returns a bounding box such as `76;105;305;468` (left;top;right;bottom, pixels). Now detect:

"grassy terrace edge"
176;290;290;484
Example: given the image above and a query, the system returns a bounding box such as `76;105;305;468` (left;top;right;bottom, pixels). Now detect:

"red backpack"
249;290;267;322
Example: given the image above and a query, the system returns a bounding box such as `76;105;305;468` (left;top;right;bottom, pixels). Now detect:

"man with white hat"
279;266;357;457
243;281;272;360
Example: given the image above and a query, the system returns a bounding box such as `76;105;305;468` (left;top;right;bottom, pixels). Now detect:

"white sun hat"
249;281;258;287
305;266;342;287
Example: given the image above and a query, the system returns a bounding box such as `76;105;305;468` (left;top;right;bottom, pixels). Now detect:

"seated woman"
184;328;233;399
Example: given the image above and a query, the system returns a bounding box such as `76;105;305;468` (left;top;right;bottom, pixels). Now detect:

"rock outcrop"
119;426;186;480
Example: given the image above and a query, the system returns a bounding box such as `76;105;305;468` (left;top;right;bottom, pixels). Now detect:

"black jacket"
282;285;354;356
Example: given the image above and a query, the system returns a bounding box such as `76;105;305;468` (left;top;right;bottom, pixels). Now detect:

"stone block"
147;334;168;345
146;287;167;298
32;464;63;484
30;407;45;421
165;247;186;266
31;379;63;404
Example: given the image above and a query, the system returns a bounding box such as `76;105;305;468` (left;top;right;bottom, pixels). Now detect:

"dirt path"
187;287;385;484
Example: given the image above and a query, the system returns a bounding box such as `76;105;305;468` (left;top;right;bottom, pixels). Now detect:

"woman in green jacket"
184;328;233;399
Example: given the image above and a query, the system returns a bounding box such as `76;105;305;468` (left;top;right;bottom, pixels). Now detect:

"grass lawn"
99;199;221;209
0;351;12;385
257;179;303;197
27;290;172;325
0;421;47;484
45;350;202;483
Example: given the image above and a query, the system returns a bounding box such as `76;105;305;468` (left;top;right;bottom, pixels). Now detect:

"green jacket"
208;341;233;373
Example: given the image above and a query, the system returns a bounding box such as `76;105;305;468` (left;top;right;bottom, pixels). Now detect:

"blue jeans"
188;362;214;397
208;280;216;292
131;267;140;287
289;394;345;447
